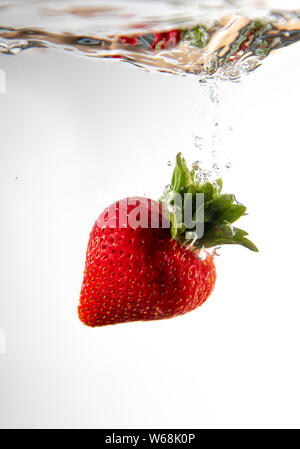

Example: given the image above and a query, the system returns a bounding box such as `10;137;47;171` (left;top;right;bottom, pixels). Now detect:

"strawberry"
118;29;181;53
78;154;257;327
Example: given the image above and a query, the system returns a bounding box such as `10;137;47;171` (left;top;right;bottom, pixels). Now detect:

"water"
1;0;300;429
1;0;300;78
2;0;300;183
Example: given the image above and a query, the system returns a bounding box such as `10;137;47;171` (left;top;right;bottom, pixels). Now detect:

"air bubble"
192;161;201;170
163;184;171;195
197;248;207;261
212;247;221;257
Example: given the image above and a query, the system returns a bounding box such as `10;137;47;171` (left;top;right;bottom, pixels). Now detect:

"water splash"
1;0;298;227
1;1;300;79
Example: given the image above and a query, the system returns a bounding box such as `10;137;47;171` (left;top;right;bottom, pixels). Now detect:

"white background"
0;44;300;428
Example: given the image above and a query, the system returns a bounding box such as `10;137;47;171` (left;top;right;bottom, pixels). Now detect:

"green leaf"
233;227;249;237
214;222;235;237
194;226;258;252
232;234;259;252
198;182;215;202
170;211;186;239
159;153;258;253
204;194;234;223
171;153;192;193
221;204;246;223
215;178;223;193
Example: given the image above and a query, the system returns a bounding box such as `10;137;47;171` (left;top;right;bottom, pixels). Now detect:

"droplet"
233;194;243;206
226;162;232;169
192;161;201;170
163;184;171;195
212;247;221;257
193;135;204;150
229;224;236;236
198;247;207;261
167;161;172;167
209;85;220;104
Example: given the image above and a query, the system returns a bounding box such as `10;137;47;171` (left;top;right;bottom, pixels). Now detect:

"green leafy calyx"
160;153;258;252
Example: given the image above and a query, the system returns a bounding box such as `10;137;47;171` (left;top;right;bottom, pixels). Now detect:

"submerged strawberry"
78;154;257;327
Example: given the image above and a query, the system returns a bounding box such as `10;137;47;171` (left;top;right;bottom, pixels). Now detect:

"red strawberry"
78;154;257;327
119;29;181;50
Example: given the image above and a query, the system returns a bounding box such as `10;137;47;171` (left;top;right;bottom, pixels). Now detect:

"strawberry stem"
160;153;258;252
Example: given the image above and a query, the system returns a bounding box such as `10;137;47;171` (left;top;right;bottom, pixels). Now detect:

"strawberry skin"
78;197;216;327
